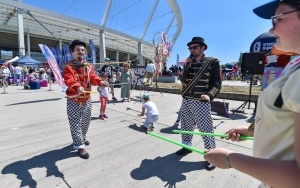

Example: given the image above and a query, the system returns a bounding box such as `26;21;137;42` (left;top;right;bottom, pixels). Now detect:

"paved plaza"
0;83;259;188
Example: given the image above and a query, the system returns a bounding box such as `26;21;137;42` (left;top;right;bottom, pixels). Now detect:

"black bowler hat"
69;40;86;52
187;37;207;50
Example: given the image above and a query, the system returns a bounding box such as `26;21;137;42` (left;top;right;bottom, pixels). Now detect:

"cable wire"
121;11;173;32
108;0;142;20
62;0;77;14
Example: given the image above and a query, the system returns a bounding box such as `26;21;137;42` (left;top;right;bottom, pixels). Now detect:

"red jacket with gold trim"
63;60;101;102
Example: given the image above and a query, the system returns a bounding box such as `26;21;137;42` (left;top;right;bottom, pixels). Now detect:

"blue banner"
63;44;73;62
56;47;64;70
89;39;96;64
84;53;88;62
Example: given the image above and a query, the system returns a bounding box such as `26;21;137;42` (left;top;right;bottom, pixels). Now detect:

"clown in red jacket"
63;40;108;159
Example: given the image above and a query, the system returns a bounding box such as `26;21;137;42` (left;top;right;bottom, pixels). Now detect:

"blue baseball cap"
142;93;149;99
253;0;299;19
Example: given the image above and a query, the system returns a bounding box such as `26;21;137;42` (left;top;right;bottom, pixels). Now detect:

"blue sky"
23;0;272;66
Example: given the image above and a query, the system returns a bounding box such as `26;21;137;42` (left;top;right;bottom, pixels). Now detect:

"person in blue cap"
138;93;159;132
204;1;300;188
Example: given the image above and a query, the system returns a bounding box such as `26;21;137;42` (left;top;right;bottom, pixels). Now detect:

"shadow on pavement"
5;98;62;106
130;97;142;103
1;144;76;188
160;126;177;134
91;116;100;121
246;114;255;123
129;123;147;134
91;100;123;105
107;100;124;104
228;113;249;120
131;153;207;188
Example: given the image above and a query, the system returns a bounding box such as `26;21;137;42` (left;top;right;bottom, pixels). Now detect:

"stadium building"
0;0;182;68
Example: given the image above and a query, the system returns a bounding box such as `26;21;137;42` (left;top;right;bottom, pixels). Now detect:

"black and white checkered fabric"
181;98;216;149
67;99;92;149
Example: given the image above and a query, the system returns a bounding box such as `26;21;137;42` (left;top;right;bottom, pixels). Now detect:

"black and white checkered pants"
181;98;216;149
67;99;92;149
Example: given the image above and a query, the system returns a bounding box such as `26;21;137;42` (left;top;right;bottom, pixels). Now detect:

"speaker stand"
232;74;256;114
146;73;163;96
131;75;145;103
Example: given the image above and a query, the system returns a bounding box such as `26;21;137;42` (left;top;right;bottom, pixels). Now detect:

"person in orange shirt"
64;40;108;159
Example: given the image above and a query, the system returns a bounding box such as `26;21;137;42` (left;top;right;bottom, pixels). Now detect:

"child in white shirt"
138;93;159;132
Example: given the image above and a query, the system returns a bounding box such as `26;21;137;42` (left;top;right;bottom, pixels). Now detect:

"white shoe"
147;124;154;132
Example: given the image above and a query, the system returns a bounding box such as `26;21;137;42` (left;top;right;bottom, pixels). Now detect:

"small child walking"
138;93;159;132
97;75;110;120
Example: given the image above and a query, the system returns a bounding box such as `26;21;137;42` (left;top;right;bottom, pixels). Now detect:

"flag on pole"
39;44;66;91
56;47;64;70
84;53;88;61
89;39;96;64
63;44;73;63
3;56;19;65
50;47;58;63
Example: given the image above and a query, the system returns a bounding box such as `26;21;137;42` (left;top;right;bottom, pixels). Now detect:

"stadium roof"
0;0;182;63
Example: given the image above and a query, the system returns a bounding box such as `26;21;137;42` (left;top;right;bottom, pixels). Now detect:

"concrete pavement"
0;83;259;188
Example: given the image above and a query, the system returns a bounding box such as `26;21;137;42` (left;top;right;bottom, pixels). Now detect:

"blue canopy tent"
12;55;42;68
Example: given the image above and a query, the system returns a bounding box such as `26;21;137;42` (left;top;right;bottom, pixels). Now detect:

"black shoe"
78;148;90;159
176;147;192;155
85;140;90;146
205;162;216;171
112;97;117;100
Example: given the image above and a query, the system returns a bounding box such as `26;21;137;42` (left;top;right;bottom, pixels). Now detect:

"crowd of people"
168;61;242;82
220;64;241;81
0;62;55;88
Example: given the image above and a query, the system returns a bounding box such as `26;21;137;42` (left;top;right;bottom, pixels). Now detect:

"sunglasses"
188;45;201;50
271;9;299;28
